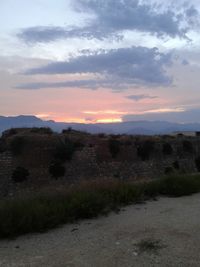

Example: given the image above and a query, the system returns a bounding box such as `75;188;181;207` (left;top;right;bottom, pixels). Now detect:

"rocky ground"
1;193;200;267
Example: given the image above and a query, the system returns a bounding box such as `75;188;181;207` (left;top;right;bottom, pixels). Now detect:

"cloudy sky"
1;0;200;123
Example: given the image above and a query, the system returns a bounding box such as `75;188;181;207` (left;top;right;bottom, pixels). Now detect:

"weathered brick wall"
1;132;200;197
63;146;198;181
0;151;13;196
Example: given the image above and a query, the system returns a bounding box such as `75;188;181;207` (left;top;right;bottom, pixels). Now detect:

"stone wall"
63;146;198;181
0;131;200;197
0;151;13;196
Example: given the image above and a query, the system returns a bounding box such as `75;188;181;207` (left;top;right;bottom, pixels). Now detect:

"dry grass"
1;174;200;239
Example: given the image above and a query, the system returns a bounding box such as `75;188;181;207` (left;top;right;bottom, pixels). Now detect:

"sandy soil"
1;193;200;267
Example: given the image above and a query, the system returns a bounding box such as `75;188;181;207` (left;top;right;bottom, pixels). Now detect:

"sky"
1;0;200;123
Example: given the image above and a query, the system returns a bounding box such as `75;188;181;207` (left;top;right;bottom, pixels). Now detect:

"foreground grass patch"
135;238;164;254
1;174;200;238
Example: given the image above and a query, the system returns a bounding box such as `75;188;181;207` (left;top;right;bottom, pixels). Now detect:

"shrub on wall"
12;167;29;183
182;140;193;153
4;128;17;137
195;156;200;171
109;138;121;158
173;161;180;170
162;142;173;155
49;162;65;179
137;140;155;161
30;127;53;134
164;166;174;175
0;138;7;153
62;127;72;133
10;137;25;156
73;140;85;151
54;138;75;162
98;133;106;138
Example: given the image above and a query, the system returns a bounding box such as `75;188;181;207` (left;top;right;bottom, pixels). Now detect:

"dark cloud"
122;108;200;123
182;59;189;65
126;94;158;101
18;46;172;89
17;0;199;43
17;25;120;43
17;26;69;43
15;78;133;91
74;0;186;37
15;79;102;90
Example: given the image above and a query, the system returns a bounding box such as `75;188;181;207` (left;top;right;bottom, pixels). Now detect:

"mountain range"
1;115;200;135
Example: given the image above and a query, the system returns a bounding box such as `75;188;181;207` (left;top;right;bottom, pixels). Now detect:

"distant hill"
1;115;200;135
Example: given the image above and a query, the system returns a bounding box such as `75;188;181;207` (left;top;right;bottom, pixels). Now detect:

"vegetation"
3;128;17;137
12;167;29;183
1;174;200;238
10;136;25;156
54;138;75;162
162;142;173;155
137;140;155;160
135;238;163;254
195;156;200;171
0;138;7;153
30;127;53;134
49;162;66;179
182;140;193;153
173;160;180;170
164;166;174;175
109;138;121;158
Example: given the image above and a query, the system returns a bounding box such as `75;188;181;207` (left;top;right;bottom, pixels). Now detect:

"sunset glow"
1;0;200;124
96;118;122;123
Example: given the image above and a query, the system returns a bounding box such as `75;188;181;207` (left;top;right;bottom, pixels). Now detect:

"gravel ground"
1;193;200;267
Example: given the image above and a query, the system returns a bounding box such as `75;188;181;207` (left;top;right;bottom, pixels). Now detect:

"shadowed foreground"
1;193;200;267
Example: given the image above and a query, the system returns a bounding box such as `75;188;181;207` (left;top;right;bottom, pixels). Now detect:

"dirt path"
1;193;200;267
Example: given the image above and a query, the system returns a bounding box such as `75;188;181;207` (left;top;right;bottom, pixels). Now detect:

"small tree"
12;167;29;183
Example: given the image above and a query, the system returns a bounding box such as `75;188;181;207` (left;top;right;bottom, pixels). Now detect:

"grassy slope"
1;174;200;239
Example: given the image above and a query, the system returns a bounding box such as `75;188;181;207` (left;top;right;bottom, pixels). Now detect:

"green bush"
109;138;120;158
54;138;75;162
144;175;200;197
10;136;25;156
173;161;180;170
164;166;174;175
49;162;65;179
62;127;72;133
73;141;85;150
195;156;200;171
182;140;193;153
162;143;173;155
98;133;106;138
12;167;29;183
159;175;200;197
30;127;53;134
2;128;17;137
137;140;155;160
0;138;7;153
